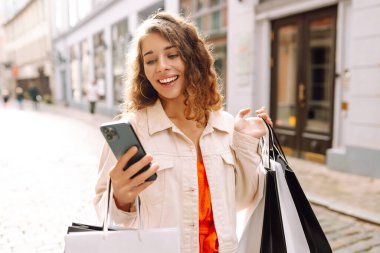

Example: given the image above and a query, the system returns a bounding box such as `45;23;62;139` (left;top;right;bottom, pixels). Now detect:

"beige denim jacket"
94;100;264;253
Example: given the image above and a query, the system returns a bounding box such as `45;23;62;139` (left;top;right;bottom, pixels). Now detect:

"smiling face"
141;32;186;104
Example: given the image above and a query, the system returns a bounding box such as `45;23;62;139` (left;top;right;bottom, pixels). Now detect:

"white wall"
346;0;380;150
331;0;352;149
227;0;256;116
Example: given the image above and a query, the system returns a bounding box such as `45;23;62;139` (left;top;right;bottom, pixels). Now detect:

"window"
210;0;221;7
211;10;221;31
196;16;204;31
196;0;205;10
180;0;192;17
80;39;90;98
93;31;107;100
112;18;129;104
70;46;80;101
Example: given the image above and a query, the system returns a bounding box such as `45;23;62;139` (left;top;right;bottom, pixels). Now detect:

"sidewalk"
288;157;380;225
40;102;380;226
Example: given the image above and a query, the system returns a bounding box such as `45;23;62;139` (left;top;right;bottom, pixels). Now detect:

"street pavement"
0;101;380;252
0;103;104;253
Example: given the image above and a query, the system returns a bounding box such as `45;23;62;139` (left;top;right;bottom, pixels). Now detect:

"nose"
157;55;169;72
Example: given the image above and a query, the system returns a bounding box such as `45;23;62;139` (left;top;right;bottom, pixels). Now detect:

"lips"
158;75;179;85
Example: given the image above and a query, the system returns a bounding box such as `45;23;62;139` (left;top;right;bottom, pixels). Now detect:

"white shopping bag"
65;180;180;253
238;119;332;253
274;160;310;253
237;166;267;252
65;227;180;253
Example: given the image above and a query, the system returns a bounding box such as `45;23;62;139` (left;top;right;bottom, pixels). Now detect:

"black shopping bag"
238;120;332;253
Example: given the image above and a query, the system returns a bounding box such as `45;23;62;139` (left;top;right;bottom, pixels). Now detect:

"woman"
94;12;272;253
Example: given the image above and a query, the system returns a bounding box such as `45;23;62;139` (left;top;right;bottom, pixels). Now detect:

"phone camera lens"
102;126;118;141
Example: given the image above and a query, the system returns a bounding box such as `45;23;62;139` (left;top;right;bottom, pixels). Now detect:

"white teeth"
159;76;178;84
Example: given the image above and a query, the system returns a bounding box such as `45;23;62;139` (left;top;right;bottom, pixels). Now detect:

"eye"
168;54;178;59
145;59;156;65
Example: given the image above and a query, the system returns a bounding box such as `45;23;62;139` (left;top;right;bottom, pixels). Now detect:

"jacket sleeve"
93;142;138;228
231;130;265;211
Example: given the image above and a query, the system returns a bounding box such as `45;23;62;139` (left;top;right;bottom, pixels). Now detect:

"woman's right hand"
109;146;159;212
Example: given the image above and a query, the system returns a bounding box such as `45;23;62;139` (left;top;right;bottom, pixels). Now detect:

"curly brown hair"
122;11;223;126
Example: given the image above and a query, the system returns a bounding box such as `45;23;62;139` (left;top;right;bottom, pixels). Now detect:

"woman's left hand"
234;107;273;139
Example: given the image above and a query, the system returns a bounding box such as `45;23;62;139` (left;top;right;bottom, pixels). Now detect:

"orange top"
197;160;219;253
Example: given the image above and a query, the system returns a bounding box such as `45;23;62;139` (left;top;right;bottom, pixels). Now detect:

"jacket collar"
146;99;174;135
146;99;231;135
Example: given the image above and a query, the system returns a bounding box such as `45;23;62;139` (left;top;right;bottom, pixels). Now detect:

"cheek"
144;67;154;81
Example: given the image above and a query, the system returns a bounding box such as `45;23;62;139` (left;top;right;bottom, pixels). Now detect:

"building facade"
52;0;228;114
52;0;179;114
50;0;379;176
180;0;228;99
2;0;53;102
0;15;7;91
228;0;380;177
1;0;30;95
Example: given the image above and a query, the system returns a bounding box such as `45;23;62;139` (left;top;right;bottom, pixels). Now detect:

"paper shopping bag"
237;120;332;253
65;180;180;253
65;227;180;253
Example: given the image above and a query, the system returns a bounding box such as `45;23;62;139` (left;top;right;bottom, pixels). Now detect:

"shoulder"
119;108;150;137
215;110;234;122
118;108;147;122
209;109;235;134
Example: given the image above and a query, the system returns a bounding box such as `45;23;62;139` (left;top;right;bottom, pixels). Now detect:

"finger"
257;113;268;119
130;163;159;187
123;154;153;180
117;169;157;202
237;108;251;119
130;180;155;196
255;106;266;114
109;146;138;178
255;109;264;115
266;118;273;127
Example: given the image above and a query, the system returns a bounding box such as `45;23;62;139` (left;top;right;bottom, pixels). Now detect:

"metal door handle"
298;83;305;107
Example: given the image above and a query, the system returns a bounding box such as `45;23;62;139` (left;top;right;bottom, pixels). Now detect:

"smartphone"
100;120;157;181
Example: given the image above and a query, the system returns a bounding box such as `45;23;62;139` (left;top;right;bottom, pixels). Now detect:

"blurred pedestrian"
2;89;10;107
86;80;99;114
16;86;24;109
28;84;40;110
94;12;273;253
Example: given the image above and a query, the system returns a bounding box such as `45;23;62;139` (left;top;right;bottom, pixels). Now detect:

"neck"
160;96;187;120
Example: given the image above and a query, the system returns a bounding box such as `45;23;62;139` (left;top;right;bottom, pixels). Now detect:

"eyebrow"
143;45;176;57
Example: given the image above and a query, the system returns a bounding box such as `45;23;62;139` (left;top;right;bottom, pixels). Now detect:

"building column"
227;0;256;115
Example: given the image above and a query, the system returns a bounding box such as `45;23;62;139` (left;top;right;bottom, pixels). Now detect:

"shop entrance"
270;6;337;162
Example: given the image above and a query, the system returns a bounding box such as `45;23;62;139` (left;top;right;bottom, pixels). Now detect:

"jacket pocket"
220;151;235;167
141;154;174;206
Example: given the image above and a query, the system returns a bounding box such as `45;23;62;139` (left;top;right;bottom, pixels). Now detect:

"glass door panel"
271;6;337;160
305;17;334;133
275;25;298;129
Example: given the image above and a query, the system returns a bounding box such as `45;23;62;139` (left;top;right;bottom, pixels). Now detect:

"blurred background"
0;0;379;252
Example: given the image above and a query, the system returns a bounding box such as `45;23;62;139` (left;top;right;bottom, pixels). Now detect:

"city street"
0;104;102;253
0;103;380;252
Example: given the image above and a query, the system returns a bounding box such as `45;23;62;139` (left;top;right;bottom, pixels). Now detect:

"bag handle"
260;119;288;165
102;179;143;233
259;120;271;170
